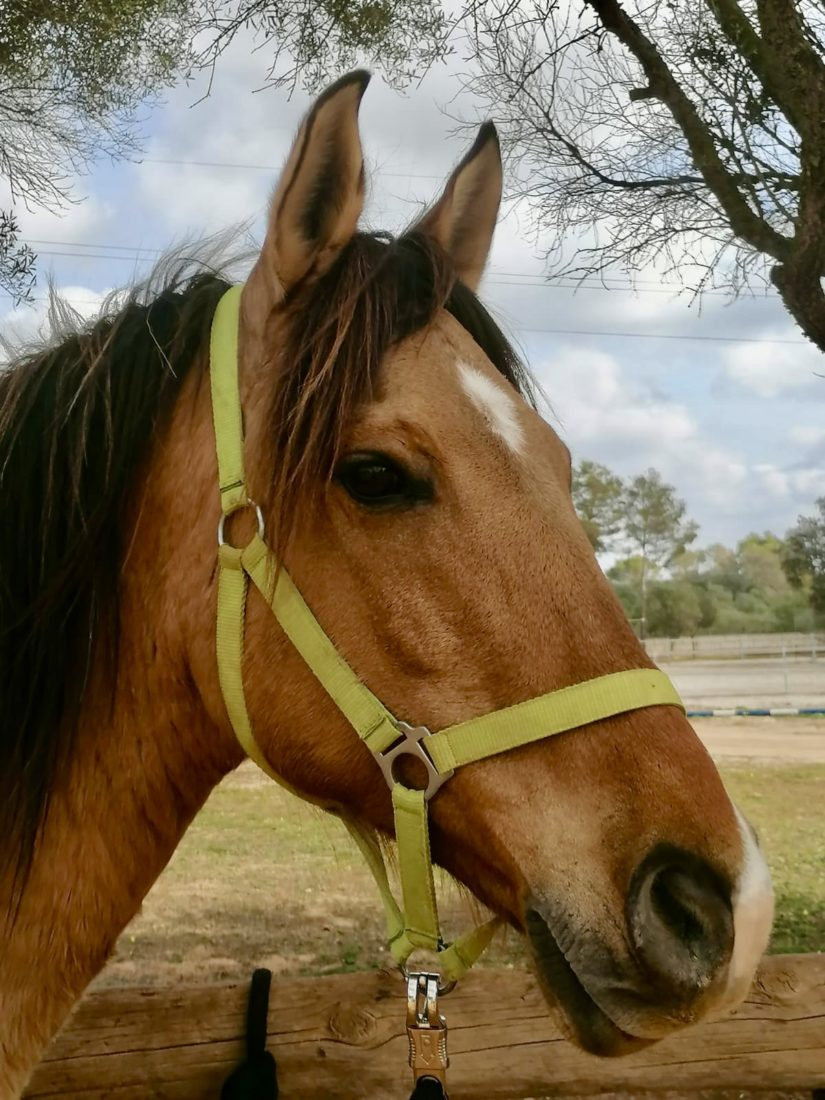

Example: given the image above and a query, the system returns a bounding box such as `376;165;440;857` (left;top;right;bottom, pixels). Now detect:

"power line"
24;249;155;263
20;239;744;290
24;237;677;286
485;277;769;298
29;249;713;296
23;239;777;299
515;325;804;344
0;289;807;345
137;154;445;182
28;238;164;254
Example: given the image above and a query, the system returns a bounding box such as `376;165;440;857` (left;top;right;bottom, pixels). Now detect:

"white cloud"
537;346;697;452
530;345;825;541
15;194;118;247
724;336;825;398
788;424;825;448
136;158;269;238
751;463;825;516
753;463;790;500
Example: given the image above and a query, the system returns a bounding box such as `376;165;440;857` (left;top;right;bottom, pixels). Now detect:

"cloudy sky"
2;35;823;550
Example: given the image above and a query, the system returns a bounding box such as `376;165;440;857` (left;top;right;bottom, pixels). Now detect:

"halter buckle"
376;721;454;801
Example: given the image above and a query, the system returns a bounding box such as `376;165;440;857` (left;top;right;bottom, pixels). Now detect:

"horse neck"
0;373;242;1098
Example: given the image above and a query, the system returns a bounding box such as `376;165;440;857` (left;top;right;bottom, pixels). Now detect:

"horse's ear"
414;122;502;291
249;71;369;304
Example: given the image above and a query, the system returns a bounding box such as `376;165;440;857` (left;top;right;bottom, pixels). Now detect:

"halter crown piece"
209;285;685;984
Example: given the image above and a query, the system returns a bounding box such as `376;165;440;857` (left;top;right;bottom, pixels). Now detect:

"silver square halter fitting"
375;721;454;801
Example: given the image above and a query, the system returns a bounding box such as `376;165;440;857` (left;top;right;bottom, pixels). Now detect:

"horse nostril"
628;845;733;1000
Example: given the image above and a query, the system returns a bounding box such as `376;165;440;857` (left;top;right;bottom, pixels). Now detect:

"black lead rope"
221;969;279;1099
409;1078;448;1099
221;969;448;1100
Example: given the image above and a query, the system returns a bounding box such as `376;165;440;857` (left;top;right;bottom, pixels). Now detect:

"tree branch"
584;0;791;261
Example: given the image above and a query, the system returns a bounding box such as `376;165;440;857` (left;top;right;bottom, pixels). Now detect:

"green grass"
102;762;823;988
722;765;825;954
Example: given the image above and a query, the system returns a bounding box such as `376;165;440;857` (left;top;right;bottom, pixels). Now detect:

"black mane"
0;271;229;895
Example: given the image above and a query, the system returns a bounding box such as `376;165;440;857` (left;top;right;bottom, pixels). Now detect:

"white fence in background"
644;632;823;662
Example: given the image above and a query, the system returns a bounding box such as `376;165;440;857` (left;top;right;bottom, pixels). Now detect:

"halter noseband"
209;285;684;983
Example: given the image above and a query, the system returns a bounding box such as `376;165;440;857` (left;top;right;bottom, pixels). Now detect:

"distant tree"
738;532;792;598
783;498;825;621
622;469;698;637
703;542;746;595
569;460;815;636
607;556;644;624
572;459;624;553
608;554;646;585
669;548;707;580
646;580;703;637
694;581;722;632
463;0;825;354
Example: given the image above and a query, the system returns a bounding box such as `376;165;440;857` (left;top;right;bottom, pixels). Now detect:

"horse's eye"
336;454;427;508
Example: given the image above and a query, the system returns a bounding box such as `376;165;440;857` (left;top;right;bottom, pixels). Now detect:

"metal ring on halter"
217;500;265;547
375;721;454;801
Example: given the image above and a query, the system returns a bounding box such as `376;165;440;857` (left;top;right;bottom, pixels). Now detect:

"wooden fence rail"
645;632;824;662
26;954;825;1099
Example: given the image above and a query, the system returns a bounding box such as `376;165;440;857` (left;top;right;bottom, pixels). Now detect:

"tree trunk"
771;261;825;355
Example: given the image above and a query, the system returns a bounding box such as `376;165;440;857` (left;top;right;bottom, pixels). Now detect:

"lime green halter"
209;285;684;984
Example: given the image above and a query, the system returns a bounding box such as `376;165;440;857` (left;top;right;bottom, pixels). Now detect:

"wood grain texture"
25;955;825;1098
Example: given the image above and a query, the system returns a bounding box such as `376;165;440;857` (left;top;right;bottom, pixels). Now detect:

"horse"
0;71;773;1097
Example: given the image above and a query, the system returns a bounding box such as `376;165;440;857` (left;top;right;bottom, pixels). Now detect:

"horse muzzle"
524;843;742;1056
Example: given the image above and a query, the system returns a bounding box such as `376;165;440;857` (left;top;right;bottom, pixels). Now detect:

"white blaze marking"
726;804;774;998
457;360;525;454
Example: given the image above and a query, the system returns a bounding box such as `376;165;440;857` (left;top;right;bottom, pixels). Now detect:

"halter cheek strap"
209;285;685;983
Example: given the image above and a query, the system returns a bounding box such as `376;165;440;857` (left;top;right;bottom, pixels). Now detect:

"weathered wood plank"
26;955;825;1098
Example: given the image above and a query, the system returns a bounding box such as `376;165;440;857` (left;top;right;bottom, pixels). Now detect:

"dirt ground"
694;714;825;762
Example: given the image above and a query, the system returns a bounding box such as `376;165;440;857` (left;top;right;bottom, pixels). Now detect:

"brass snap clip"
406;972;449;1092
